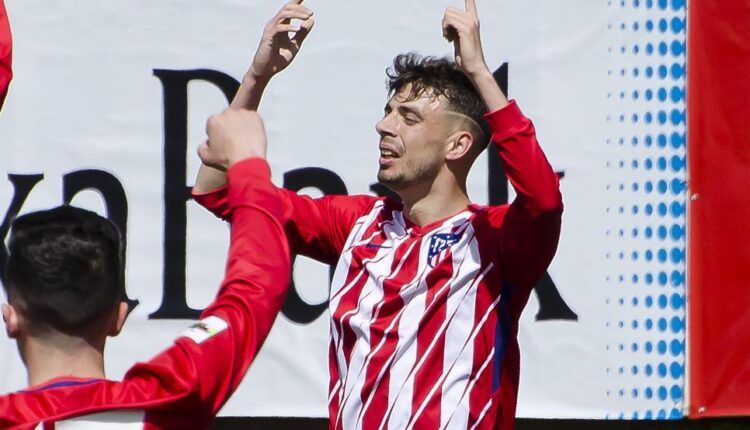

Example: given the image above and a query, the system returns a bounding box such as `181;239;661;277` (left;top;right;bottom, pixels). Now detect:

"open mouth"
380;148;399;160
379;148;401;168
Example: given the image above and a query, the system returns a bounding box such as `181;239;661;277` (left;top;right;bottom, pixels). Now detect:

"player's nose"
375;113;397;138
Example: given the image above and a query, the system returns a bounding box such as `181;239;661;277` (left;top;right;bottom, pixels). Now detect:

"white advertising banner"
0;0;686;420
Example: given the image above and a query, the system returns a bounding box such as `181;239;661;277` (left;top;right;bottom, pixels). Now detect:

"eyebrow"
384;101;423;120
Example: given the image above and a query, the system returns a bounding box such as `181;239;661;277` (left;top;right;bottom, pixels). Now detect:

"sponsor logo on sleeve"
179;315;229;345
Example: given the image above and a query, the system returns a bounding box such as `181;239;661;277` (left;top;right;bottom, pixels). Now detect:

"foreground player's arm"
445;0;562;287
119;158;291;426
0;111;291;428
194;0;314;195
0;0;12;109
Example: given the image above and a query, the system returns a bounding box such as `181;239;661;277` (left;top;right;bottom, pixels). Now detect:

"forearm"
195;159;291;412
229;72;270;111
467;68;508;112
194;165;227;194
194;74;269;194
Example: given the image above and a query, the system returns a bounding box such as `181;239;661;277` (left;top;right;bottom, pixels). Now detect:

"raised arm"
192;1;376;265
183;110;291;416
194;0;314;194
0;0;12;110
488;103;563;288
0;110;292;428
442;0;507;112
444;0;562;288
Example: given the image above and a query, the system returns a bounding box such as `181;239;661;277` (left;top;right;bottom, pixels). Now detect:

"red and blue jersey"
0;159;292;429
196;101;563;430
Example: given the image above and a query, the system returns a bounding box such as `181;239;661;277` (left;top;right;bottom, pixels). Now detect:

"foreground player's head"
376;53;489;193
1;206;128;350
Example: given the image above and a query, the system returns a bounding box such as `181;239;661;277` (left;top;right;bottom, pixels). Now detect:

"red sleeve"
168;157;292;416
113;158;293;424
0;158;293;428
487;101;563;289
193;169;377;266
0;0;12;109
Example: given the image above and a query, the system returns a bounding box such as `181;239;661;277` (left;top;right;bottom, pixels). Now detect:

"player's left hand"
248;0;314;81
442;0;489;78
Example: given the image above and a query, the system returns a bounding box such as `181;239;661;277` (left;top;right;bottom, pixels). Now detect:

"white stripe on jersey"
356;235;438;429
379;216;477;430
335;213;413;429
329;203;394;407
379;252;430;430
350;239;422;428
405;262;500;430
403;235;486;430
440;258;494;429
469;397;494;430
443;346;496;429
51;411;145;429
331;202;386;300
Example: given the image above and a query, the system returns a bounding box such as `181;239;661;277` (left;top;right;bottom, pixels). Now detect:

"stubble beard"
377;157;441;193
377;168;406;190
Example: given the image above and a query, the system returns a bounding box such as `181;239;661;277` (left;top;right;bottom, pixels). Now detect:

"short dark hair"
386;53;490;146
3;205;124;335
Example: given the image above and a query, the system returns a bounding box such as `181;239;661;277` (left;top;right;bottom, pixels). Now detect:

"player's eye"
402;114;419;125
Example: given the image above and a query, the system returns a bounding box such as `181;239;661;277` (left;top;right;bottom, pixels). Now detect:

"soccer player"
195;0;562;429
0;109;291;428
0;0;12;109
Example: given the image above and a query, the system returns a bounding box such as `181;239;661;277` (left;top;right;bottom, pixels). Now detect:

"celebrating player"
196;0;562;429
0;0;12;109
0;109;291;428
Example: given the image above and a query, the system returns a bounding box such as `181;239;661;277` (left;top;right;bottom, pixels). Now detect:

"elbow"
534;189;563;216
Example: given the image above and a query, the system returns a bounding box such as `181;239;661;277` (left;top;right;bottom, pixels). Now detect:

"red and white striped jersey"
0;160;292;430
196;101;563;430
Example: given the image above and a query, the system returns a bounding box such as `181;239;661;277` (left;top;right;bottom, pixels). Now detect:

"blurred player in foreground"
0;108;290;429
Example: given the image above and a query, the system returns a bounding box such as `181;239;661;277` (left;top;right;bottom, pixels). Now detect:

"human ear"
2;303;20;339
445;131;474;161
108;302;130;337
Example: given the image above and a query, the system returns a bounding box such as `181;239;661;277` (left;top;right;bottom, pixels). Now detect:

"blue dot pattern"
605;0;686;420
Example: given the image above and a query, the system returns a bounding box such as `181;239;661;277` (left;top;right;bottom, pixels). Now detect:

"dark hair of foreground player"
3;205;124;337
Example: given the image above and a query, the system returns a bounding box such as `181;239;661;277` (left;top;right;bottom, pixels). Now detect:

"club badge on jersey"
427;233;461;267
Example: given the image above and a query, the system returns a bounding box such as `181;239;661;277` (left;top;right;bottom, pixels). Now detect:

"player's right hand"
247;0;314;81
198;109;268;170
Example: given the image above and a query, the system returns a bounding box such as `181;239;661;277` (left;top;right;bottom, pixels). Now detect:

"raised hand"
198;109;268;170
442;0;488;78
248;0;314;81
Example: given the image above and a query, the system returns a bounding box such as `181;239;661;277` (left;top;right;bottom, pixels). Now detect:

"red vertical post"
688;0;750;418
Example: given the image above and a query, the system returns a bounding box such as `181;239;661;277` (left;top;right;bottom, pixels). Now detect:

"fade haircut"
3;205;124;336
386;52;491;148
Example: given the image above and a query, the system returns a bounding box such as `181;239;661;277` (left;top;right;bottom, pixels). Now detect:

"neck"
397;168;470;227
21;334;106;387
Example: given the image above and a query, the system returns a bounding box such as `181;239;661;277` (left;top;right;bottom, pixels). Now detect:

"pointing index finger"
465;0;477;14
